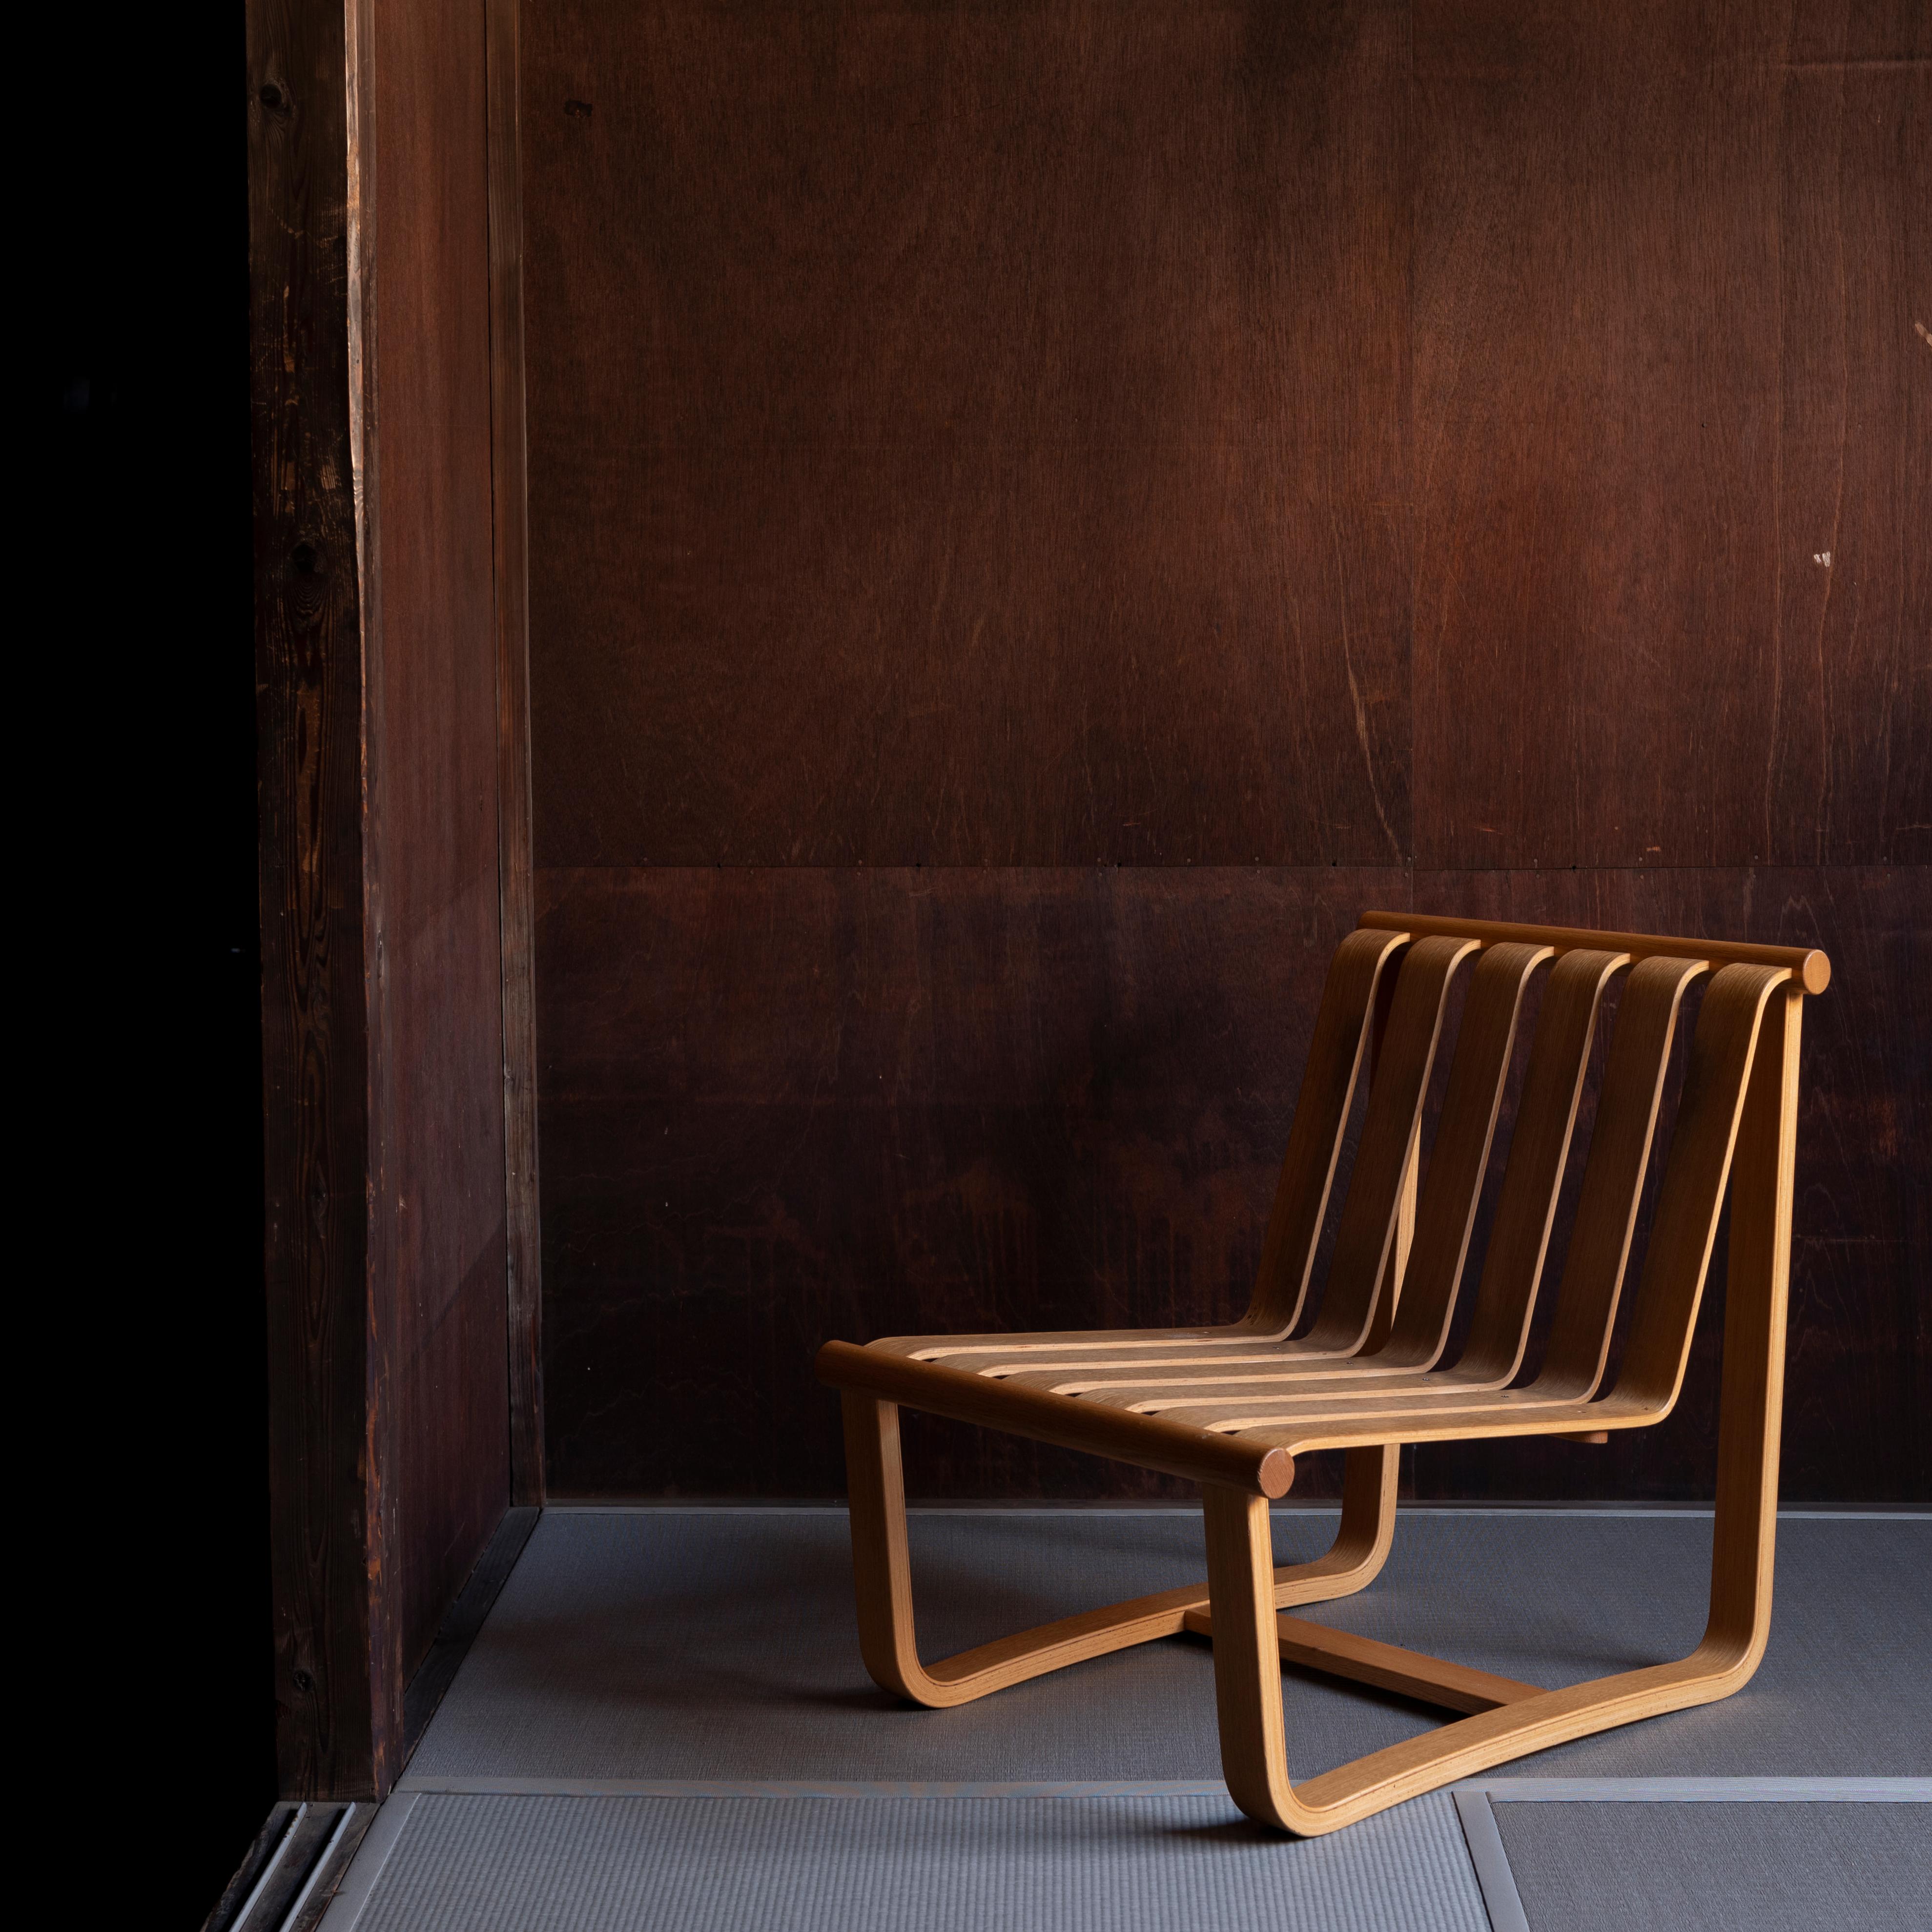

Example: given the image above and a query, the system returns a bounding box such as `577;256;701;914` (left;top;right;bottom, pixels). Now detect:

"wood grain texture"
1296;937;1479;1354
823;1345;1295;1496
1768;12;1931;863
518;0;1411;867
534;863;1925;1501
535;866;1391;1497
516;0;1927;1507
369;0;513;1685
248;0;393;1799
1411;1;1928;868
487;0;545;1507
249;0;514;1798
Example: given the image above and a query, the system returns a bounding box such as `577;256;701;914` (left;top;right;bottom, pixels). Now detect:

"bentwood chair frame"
816;911;1828;1835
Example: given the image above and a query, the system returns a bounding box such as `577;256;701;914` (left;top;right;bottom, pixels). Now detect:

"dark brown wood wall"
249;0;514;1796
369;0;514;1685
520;0;1930;1503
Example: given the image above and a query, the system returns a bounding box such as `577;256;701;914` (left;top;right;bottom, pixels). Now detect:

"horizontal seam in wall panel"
535;1502;1931;1520
524;869;1928;873
529;863;1418;875
538;1502;1319;1517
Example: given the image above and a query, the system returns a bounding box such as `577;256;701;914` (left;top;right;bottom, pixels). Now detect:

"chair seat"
853;1326;1651;1456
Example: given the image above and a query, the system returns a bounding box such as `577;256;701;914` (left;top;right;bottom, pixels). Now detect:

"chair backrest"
1246;911;1826;1404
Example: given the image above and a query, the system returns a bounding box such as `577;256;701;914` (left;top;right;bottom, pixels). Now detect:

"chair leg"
840;1393;1400;1709
1274;1442;1398;1610
841;1389;928;1701
1201;1483;1303;1826
1194;990;1803;1836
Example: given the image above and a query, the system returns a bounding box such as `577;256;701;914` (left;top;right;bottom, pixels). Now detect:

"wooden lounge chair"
816;911;1829;1835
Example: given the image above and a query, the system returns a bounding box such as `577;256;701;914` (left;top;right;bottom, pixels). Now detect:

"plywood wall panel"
1412;5;1784;869
517;0;1926;1505
1411;2;1927;870
371;0;511;1678
519;1;1410;869
1768;47;1931;863
535;865;1397;1497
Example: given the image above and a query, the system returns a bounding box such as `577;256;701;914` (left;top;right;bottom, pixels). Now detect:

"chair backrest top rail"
1358;911;1829;994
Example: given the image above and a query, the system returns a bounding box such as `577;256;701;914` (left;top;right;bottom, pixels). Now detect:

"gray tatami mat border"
1453;1778;1932;1932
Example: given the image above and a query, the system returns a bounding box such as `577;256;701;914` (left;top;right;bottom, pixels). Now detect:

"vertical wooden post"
1361;955;1419;1355
1354;955;1412;1504
1201;1483;1295;1830
250;0;521;1797
486;0;544;1507
247;0;402;1798
1703;985;1803;1665
840;1393;924;1700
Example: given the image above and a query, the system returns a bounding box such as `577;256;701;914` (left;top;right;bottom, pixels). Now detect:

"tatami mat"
341;1790;1488;1932
403;1510;1932;1787
1491;1799;1931;1931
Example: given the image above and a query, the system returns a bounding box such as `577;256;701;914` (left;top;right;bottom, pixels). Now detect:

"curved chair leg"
841;1391;1399;1708
1198;988;1800;1835
1200;1474;1775;1836
1270;1436;1398;1611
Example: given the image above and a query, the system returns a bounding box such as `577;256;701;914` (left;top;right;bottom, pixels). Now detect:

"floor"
309;1507;1930;1931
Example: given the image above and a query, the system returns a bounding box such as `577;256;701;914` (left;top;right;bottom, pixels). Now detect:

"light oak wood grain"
1358;909;1829;994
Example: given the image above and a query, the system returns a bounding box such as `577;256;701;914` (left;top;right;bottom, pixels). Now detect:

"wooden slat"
1358;910;1829;994
904;1332;1263;1364
1000;942;1538;1405
1705;987;1801;1653
897;925;1411;1373
1360;941;1551;1365
1154;953;1692;1426
1446;947;1625;1383
1535;954;1710;1400
1028;943;1557;1406
817;1340;1293;1497
1171;962;1793;1448
962;1345;1299;1378
1248;927;1413;1332
1300;937;1479;1353
1359;960;1421;1355
982;955;1790;1440
1613;964;1790;1408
